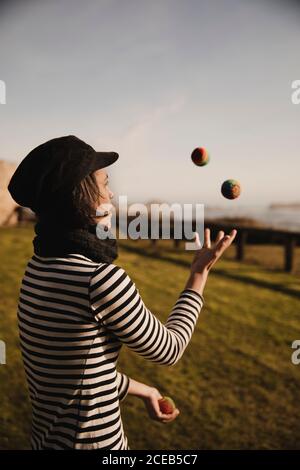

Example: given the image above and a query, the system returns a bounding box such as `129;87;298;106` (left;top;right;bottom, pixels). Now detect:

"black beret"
7;135;119;213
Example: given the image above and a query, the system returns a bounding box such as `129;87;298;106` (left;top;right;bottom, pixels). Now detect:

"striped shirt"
17;253;204;450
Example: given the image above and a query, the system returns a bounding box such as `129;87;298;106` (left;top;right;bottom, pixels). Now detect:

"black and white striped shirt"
17;253;204;450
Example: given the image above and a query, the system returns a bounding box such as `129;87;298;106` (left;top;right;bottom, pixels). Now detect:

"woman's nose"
109;189;114;200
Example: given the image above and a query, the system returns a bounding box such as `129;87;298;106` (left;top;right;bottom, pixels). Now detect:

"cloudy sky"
0;0;299;208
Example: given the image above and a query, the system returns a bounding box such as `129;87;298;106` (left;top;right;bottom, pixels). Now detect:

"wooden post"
174;239;181;249
236;230;247;261
285;236;296;273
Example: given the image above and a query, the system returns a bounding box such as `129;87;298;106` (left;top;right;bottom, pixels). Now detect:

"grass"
0;224;300;449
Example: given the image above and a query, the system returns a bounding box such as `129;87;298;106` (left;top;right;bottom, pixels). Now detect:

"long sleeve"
116;371;130;402
89;263;204;367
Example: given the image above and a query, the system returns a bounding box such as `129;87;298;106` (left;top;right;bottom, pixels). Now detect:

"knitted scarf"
33;218;118;264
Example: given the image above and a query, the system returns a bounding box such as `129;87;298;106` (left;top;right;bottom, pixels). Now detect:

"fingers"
203;228;211;249
215;230;225;244
151;396;164;419
214;229;237;257
227;229;237;242
194;228;235;251
160;408;180;423
193;231;202;250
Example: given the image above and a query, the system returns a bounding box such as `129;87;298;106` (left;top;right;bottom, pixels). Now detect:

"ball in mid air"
158;396;176;414
191;147;210;166
221;179;241;199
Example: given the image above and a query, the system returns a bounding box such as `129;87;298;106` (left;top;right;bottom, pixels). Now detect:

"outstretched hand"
190;228;237;275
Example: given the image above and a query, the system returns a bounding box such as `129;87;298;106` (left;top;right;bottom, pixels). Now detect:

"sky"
0;0;299;209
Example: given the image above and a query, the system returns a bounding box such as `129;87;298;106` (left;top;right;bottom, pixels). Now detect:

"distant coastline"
269;203;300;210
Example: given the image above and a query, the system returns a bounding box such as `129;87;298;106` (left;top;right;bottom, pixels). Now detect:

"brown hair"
36;171;104;228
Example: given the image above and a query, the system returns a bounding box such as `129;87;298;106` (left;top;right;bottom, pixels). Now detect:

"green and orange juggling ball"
191;147;210;166
221;179;241;200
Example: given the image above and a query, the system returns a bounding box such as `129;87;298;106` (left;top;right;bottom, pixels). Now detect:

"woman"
8;135;237;450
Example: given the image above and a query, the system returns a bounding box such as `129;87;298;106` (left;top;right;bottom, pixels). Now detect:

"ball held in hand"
158;396;176;414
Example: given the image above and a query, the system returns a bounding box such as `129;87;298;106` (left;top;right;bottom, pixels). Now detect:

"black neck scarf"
33;218;118;264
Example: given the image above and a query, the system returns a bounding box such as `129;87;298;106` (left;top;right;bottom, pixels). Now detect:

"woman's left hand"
142;387;180;424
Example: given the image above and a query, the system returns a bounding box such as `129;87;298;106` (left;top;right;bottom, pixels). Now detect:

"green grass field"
0;224;300;450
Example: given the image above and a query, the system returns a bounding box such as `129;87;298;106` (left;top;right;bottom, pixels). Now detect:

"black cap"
7;135;119;212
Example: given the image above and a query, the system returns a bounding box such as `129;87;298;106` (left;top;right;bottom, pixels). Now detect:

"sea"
204;205;300;232
117;205;300;235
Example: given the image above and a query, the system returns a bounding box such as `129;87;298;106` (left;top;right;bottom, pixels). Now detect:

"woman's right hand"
142;387;180;424
190;228;237;275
